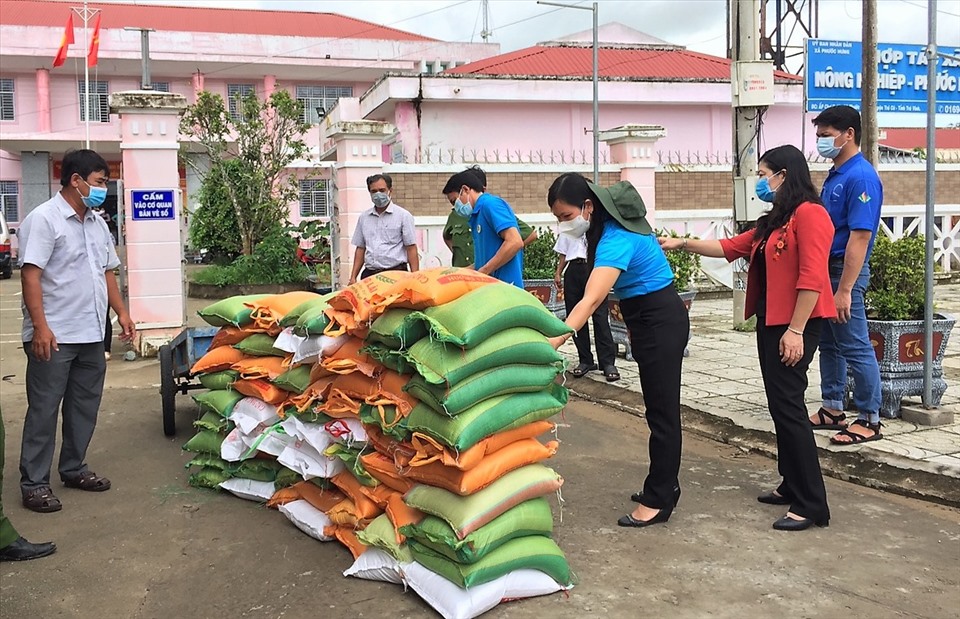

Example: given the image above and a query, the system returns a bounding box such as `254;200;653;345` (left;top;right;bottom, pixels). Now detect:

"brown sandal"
63;471;111;492
22;487;63;513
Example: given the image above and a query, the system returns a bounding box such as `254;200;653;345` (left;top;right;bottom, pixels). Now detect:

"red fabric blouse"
718;201;837;326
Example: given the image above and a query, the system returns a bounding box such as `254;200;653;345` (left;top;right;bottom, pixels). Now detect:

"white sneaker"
104;352;111;361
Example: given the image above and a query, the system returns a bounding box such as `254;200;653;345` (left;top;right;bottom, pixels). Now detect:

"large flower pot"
855;314;956;418
524;279;566;319
609;290;697;361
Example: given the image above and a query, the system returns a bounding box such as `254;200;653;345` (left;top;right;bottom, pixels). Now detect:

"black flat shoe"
618;506;672;528
631;485;681;506
772;515;829;531
757;491;791;505
570;362;597;378
0;537;57;562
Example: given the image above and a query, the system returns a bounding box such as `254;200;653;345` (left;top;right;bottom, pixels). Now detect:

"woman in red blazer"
660;145;835;531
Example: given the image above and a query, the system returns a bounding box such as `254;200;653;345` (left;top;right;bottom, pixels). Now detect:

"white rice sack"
402;562;570;619
229;397;280;435
220;427;252;462
277;439;345;479
273;327;303;354
241;428;292;457
292;334;348;365
218;478;275;502
278;499;335;541
324;417;368;446
280;416;335;454
343;548;405;585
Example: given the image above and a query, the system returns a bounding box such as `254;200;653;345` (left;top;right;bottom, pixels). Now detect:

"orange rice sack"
230;356;288;381
320;337;380;377
288;376;336;414
266;485;301;509
385;492;424;544
190;346;246;375
210;326;256;349
384;267;498;311
330;471;383;521
407;421;556;471
359;451;415;495
365;370;419;419
323;372;382;418
232;378;289;405
332;526;369;560
246;291;322;331
325;271;413;334
402;439;559;496
295;481;347;514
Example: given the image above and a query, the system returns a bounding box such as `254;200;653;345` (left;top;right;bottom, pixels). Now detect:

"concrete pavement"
560;284;960;507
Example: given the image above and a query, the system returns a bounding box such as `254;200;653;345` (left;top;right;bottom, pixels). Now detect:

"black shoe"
757;491;791;505
772;515;829;531
618;506;673;528
0;537;57;562
631;485;681;507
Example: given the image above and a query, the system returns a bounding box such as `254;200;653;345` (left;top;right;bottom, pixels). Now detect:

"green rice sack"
189;467;233;489
198;294;270;328
193;411;231;433
356;514;414;563
361;342;416;375
198;369;240;391
192;389;245;418
280;292;335;328
400;497;554;564
272;365;313;394
294;305;331;336
367;308;428;350
404;383;568;451
182;429;227;455
404;364;563;416
403;327;563;386
233;333;286;357
418;284;573;348
408;535;572;589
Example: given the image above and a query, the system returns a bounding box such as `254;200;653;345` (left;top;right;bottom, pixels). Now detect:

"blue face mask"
79;178;107;208
755;177;777;203
816;135;844;160
453;191;472;217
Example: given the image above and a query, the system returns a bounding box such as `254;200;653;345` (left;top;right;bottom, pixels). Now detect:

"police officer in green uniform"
0;407;56;562
441;167;537;267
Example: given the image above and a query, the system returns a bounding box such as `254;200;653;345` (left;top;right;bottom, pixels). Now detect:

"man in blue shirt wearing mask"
808;105;884;446
442;170;524;287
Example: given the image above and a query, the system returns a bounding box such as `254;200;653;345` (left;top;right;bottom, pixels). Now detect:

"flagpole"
83;0;90;148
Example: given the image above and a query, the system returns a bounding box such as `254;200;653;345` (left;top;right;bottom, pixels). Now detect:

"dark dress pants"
563;260;617;368
756;319;830;522
619;284;689;510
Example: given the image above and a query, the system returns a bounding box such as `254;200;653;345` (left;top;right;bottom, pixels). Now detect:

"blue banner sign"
805;39;960;114
130;189;176;221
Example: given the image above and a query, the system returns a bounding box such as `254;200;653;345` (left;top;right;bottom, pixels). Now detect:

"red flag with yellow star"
52;14;74;68
87;13;101;68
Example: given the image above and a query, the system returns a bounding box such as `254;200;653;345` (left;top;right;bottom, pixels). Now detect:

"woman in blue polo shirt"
546;172;688;528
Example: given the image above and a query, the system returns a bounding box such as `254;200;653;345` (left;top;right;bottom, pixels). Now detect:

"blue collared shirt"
18;192;120;344
468;193;523;288
594;220;675;299
821;152;884;258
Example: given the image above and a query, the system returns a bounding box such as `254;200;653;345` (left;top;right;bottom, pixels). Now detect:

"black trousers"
756;319;830;522
361;262;408;280
104;310;112;353
619;284;689;510
563;260;617;368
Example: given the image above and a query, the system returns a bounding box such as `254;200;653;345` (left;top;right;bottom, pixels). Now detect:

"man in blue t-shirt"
809;105;884;445
443;170;524;287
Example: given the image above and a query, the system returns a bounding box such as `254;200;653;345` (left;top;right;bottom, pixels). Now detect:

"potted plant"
862;234;955;417
522;227;565;318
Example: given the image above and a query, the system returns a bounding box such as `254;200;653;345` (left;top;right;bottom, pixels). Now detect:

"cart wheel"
159;344;177;436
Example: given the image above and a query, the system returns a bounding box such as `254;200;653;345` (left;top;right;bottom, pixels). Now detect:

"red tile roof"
881;127;960;150
0;0;435;41
446;43;800;82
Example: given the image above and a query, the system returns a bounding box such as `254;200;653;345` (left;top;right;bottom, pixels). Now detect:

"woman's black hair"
547;172;610;267
753;144;822;241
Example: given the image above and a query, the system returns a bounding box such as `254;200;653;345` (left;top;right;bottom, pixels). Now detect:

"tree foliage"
181;89;310;255
866;234;926;321
522;227;559;280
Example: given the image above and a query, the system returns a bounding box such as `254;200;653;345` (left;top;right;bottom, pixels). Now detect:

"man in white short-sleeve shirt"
16;149;135;514
348;173;419;284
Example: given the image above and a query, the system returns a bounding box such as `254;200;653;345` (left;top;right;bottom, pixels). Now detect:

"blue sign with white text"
805;39;960;114
130;189;176;221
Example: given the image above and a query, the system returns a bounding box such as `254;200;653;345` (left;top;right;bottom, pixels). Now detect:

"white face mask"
558;208;590;238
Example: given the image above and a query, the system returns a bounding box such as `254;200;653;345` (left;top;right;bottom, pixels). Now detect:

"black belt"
567;258;588;265
362;263;408;277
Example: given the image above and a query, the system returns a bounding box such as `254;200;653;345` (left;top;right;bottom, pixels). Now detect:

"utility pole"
480;0;492;42
124;27;155;89
861;0;879;165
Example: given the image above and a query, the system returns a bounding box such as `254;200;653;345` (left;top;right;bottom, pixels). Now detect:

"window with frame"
296;85;353;124
150;81;171;92
0;78;14;121
299;179;330;218
227;83;256;120
78;80;110;122
1;181;19;222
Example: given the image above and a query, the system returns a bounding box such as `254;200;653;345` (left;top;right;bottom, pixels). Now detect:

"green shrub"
866;234;925;321
657;229;701;292
190;229;310;286
522;227;559;280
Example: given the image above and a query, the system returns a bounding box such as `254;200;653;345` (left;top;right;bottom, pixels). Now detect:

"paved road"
1;277;958;618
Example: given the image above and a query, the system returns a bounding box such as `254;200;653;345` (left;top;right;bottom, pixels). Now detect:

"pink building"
0;0;497;226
